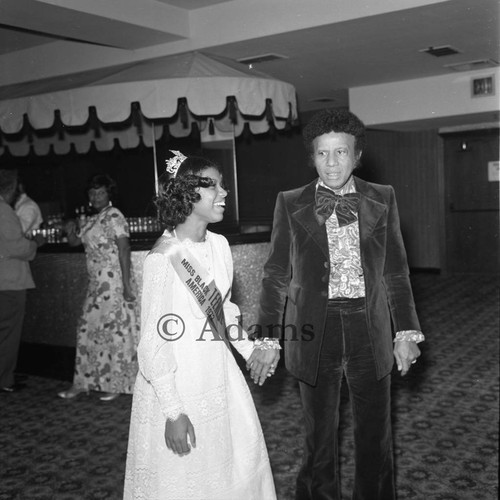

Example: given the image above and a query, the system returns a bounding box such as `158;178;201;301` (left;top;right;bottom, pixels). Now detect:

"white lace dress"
124;231;276;500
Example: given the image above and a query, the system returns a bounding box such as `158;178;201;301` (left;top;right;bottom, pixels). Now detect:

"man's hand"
246;349;280;386
394;340;421;376
165;414;196;456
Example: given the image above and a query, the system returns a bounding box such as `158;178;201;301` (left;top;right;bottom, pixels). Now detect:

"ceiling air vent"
444;59;499;72
237;53;288;65
420;45;461;57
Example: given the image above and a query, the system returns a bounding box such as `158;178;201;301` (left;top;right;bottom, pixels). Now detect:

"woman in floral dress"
58;174;139;401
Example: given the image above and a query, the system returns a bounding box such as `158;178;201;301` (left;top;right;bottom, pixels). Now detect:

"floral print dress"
73;206;139;394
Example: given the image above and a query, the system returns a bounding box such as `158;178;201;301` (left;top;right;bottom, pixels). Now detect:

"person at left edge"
13;180;43;237
0;169;45;392
58;174;139;402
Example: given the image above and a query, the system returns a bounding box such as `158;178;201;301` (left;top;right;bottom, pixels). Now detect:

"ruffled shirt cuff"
394;330;425;343
254;338;282;350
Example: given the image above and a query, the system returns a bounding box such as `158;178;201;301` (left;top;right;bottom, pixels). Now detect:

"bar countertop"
37;230;271;253
23;234;272;348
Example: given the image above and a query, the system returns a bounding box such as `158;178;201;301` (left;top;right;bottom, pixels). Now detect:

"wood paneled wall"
360;129;442;270
235;128;315;224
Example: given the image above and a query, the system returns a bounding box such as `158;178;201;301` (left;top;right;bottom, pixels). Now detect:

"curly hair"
303;108;366;159
86;174;117;202
155;156;223;230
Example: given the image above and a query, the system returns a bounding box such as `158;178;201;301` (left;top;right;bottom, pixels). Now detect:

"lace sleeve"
137;252;184;420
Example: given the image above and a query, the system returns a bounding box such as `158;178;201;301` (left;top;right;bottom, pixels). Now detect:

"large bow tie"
315;185;361;226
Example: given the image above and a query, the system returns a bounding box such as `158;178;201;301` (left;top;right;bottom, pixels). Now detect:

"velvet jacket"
257;176;421;385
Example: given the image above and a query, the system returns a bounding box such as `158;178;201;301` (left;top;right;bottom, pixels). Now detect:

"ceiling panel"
0;0;498;126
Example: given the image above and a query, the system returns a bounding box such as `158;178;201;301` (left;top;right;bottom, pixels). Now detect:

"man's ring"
411;360;417;364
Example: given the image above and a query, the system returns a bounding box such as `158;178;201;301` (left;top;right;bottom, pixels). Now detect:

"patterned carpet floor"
0;273;498;500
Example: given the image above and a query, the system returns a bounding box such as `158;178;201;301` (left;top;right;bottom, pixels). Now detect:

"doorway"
442;129;499;273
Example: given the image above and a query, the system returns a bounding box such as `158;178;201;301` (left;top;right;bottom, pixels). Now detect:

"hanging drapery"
0;52;297;158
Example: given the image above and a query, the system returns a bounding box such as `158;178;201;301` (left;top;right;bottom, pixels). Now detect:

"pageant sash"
162;237;230;347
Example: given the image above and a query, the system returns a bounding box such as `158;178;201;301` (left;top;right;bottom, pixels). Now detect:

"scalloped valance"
0;52;297;157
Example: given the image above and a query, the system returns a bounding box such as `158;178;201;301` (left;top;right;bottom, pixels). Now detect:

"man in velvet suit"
252;109;424;500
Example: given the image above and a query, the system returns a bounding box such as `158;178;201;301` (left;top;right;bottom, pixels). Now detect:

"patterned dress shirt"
318;177;365;299
317;177;424;343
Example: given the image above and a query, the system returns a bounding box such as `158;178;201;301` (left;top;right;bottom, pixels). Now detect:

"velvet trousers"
0;290;26;388
295;298;395;500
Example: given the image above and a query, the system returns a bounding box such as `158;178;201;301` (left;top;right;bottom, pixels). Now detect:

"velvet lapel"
290;177;386;259
354;177;387;247
291;179;330;259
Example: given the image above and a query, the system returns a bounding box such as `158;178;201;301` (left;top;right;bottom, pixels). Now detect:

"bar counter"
22;232;271;349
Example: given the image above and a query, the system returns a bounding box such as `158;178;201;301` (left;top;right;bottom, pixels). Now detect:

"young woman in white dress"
124;152;279;500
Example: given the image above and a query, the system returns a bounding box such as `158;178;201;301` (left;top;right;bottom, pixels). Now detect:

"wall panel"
361;129;441;269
